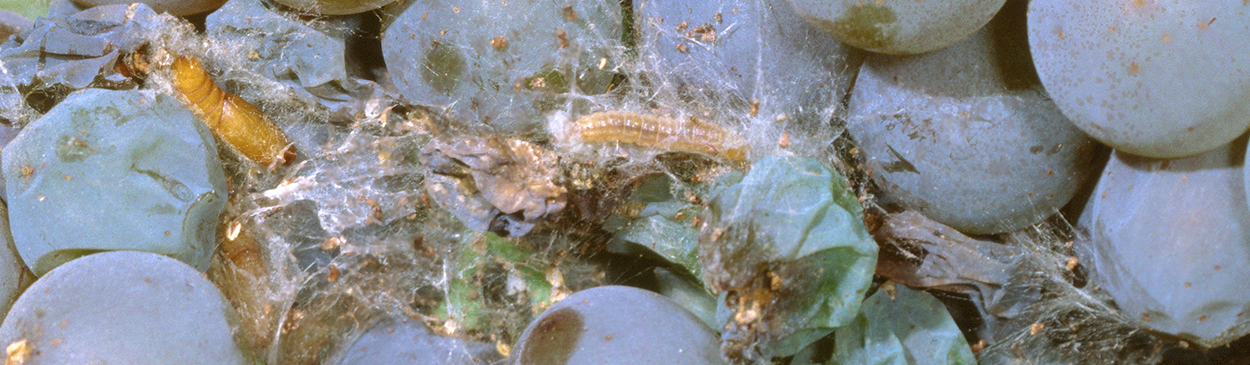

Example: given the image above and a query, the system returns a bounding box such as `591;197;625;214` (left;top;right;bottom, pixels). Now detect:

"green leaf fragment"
437;231;555;332
700;156;877;358
828;285;976;365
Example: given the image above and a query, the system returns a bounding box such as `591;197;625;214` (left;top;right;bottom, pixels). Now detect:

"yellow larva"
569;111;748;162
172;55;296;167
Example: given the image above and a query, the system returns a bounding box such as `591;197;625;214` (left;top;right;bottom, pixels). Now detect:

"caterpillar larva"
558;111;749;162
171;55;296;167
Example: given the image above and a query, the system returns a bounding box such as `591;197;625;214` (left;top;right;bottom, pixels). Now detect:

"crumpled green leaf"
821;284;976;365
600;173;718;329
699;155;877;359
604;173;703;277
437;231;558;334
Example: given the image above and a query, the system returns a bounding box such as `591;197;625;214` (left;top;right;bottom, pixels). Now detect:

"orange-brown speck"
1198;18;1215;29
1129;61;1140;74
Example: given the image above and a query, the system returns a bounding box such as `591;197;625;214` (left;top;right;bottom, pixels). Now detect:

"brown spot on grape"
814;5;896;51
422;42;466;95
519;307;582;364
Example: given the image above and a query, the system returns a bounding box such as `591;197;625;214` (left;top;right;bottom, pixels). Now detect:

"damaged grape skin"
171;55;297;168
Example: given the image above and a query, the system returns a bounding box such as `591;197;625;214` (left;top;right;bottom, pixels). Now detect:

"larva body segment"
172;56;296;167
569;111;748;162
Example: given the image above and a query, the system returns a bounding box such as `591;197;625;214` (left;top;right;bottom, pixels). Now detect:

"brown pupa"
171;55;296;167
564;111;748;162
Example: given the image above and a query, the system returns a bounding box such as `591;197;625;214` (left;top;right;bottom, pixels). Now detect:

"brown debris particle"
491;36;508;50
686;23;716;42
714;12;722;23
1129;61;1140;75
749;99;759;116
1198;18;1215;29
321;237;344;251
701;29;717;42
767;271;784;291
1066;256;1079;271
18;165;33;184
6;339;30;365
557;29;569;48
529;77;547;89
676;21;688;32
675;43;688;53
881;281;897;301
496;341;511;357
1030;322;1044;335
971;339;987;354
562;4;576;21
778;131;791;148
327;264;339;282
